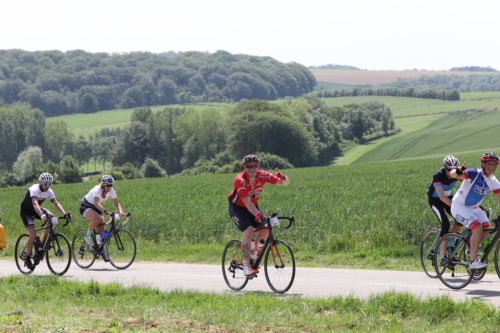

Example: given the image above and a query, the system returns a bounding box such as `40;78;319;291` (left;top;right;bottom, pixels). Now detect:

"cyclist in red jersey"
228;154;290;276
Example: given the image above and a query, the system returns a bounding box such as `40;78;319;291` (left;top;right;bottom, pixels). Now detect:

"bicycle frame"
33;215;71;264
247;213;294;273
89;212;131;259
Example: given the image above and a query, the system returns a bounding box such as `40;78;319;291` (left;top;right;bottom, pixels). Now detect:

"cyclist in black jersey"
19;173;70;269
427;156;467;259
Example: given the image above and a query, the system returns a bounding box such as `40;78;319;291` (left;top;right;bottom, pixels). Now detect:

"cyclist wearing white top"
79;175;126;261
450;153;500;270
20;173;70;269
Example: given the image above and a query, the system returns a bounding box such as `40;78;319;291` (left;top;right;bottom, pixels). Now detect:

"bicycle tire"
222;239;249;290
14;233;34;275
46;233;72;276
264;240;296;293
494;238;500;279
434;233;473;289
108;229;136;269
419;228;444;278
72;229;96;269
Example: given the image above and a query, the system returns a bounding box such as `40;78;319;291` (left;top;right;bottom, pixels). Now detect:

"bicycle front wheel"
264;240;296;293
434;233;473;289
222;239;249;290
72;230;96;269
46;233;72;276
107;229;136;269
14;234;34;275
420;228;443;278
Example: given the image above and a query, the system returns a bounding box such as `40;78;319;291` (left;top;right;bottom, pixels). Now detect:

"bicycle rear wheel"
107;229;136;269
14;234;34;275
72;230;96;269
434;233;473;289
264;240;296;293
46;233;71;276
420;228;444;278
222;239;249;290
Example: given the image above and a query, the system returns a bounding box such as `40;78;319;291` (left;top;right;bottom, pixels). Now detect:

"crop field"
310;69;484;85
315;81;353;90
53;103;231;138
3;153;500;269
356;109;500;163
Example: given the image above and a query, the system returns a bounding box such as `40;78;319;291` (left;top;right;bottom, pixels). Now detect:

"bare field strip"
310;69;481;85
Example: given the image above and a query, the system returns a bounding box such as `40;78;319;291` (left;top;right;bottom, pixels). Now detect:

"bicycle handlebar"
41;213;72;227
104;212;132;225
265;213;295;229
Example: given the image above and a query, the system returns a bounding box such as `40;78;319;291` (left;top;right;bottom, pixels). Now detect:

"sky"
2;0;500;71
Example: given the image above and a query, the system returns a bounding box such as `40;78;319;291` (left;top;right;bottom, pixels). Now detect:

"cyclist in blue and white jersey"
427;156;465;258
450;152;500;270
19;173;70;270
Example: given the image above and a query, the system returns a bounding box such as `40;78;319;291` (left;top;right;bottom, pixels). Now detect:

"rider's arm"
435;186;452;206
112;198;124;215
495;192;500;202
51;200;67;216
274;168;290;186
449;169;466;180
241;196;261;219
93;196;107;213
31;199;45;218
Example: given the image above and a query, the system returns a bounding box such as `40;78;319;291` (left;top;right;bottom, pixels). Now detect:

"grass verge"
1;275;499;332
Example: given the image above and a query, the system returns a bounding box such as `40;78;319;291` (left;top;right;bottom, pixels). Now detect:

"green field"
356;109;500;164
315;81;353;90
3;153;500;270
53;103;231;138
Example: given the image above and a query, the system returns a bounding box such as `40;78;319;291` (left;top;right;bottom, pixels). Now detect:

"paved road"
3;259;500;306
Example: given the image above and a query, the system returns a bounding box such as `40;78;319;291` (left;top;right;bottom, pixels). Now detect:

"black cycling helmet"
443;155;459;169
481;152;499;163
242;154;260;165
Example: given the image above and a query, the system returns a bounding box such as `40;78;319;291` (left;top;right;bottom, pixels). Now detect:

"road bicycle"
15;214;72;276
420;206;491;279
222;213;296;294
72;212;136;270
434;210;498;289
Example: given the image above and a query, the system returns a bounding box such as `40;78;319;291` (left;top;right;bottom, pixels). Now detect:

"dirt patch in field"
310;69;478;85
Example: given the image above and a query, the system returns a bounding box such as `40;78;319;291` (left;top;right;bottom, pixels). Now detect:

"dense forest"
375;73;500;92
0;49;316;117
0;96;398;186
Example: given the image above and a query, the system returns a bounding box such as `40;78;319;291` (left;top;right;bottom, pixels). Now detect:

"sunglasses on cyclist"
105;184;113;187
43;183;52;187
245;165;259;169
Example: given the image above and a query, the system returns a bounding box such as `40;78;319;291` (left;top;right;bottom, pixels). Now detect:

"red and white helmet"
242;154;260;165
481;152;499;163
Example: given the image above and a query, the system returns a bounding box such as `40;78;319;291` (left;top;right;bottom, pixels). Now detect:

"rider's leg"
470;223;483;260
84;209;105;235
242;226;253;268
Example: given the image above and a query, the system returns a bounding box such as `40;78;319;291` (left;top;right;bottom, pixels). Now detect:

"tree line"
312;86;460;100
0;49;316;117
375;73;500;93
0;97;398;186
449;66;497;72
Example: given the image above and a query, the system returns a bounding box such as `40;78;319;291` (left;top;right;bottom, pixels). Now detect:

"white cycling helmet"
38;172;54;183
101;174;114;185
443;155;459;169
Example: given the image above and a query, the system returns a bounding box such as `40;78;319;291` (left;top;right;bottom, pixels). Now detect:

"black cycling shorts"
228;202;264;232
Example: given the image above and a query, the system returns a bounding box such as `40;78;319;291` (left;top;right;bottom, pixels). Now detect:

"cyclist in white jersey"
79;175;126;261
450;153;500;270
19;173;70;269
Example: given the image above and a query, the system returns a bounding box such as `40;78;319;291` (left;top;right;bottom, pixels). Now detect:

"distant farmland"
310;69;480;85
